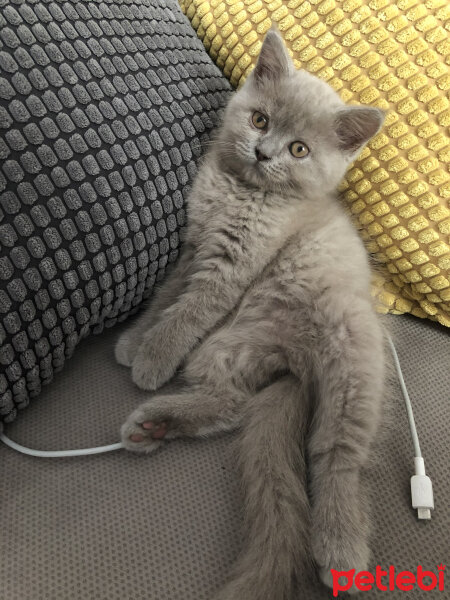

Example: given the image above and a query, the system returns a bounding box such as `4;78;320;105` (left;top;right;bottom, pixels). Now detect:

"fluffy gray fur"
116;28;386;599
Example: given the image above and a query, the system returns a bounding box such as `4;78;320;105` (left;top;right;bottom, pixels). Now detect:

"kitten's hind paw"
121;408;170;454
121;397;192;453
319;566;361;595
313;532;370;595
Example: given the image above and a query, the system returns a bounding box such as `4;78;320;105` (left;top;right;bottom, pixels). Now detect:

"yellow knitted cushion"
180;0;450;327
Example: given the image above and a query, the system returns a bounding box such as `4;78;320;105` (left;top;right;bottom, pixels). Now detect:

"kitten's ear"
335;107;385;153
252;27;294;84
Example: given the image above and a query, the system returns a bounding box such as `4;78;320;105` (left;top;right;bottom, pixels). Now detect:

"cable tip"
417;508;431;520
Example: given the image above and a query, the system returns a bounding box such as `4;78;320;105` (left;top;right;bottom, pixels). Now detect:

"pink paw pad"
142;421;168;439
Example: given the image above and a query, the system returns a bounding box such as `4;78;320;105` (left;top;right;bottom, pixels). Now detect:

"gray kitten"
116;28;386;600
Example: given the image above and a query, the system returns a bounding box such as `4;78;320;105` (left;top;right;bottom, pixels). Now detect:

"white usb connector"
411;457;434;520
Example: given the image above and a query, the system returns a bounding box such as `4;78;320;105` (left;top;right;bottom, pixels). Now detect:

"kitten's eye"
289;141;309;158
252;111;268;130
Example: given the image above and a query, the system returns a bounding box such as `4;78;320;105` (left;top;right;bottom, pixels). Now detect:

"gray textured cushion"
0;0;232;422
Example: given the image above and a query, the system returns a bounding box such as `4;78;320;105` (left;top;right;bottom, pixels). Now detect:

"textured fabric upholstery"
0;0;232;422
0;314;449;599
180;0;450;327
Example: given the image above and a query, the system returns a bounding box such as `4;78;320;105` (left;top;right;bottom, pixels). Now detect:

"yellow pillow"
180;0;450;327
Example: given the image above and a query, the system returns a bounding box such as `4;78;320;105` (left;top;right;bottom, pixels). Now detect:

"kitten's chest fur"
184;159;371;351
187;162;319;273
183;178;371;390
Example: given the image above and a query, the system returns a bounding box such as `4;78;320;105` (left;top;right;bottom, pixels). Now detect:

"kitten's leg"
121;383;246;453
131;234;283;390
212;375;311;600
308;310;385;589
115;245;194;367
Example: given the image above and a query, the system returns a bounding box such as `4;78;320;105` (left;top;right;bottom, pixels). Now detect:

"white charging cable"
0;433;123;457
387;335;434;519
0;334;435;520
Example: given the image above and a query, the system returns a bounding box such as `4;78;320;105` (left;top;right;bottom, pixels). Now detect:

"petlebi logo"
331;564;445;596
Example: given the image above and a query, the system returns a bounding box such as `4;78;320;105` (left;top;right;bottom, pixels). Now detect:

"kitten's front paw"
131;349;177;391
131;324;181;390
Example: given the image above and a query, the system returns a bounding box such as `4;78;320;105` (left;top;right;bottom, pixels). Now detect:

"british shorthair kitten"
115;28;386;600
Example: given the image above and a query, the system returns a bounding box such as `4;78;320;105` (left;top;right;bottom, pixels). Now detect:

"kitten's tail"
214;375;311;600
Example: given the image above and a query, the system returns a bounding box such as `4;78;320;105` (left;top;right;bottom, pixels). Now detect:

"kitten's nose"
255;148;269;162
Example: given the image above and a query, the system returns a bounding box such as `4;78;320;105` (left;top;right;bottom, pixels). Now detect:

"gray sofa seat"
1;314;448;599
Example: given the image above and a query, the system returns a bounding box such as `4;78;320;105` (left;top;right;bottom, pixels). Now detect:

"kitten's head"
218;28;385;195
